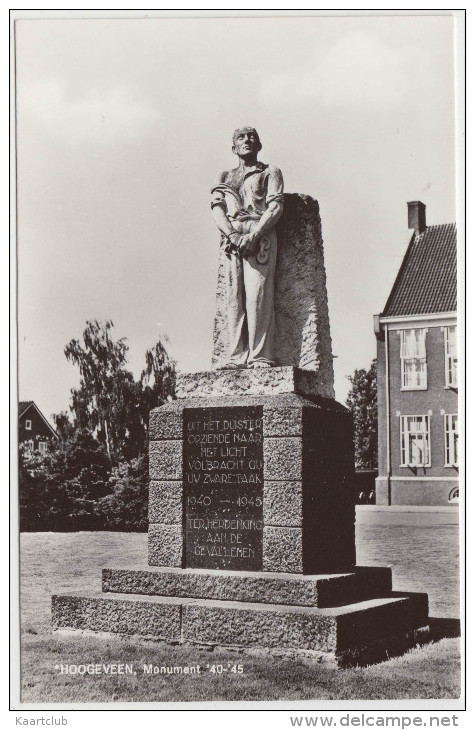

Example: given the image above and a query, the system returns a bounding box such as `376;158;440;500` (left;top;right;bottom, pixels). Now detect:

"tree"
62;320;175;463
140;338;176;426
346;359;378;470
53;411;75;440
19;445;52;531
64;320;134;461
19;320;176;532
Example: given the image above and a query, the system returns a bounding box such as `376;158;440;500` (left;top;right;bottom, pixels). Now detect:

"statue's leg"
224;223;249;368
244;226;277;367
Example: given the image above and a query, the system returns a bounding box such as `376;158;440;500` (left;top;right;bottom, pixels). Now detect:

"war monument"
52;128;429;665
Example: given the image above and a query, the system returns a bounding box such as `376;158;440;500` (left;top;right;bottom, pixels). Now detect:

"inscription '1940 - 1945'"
183;406;263;571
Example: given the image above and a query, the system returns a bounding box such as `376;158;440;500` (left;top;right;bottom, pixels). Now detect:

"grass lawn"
18;509;461;704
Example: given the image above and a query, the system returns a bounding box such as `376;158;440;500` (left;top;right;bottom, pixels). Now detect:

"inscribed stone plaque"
183;406;264;570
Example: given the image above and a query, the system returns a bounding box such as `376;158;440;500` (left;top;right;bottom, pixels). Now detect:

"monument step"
52;589;428;661
102;565;392;608
51;591;183;642
175;366;330;399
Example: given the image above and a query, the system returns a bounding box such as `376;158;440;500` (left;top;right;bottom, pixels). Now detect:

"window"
444;326;458;387
25;419;32;430
444;414;458;467
400;415;431;467
38;441;48;455
400;329;427;389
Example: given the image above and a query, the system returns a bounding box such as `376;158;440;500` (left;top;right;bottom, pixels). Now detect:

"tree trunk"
104;419;111;459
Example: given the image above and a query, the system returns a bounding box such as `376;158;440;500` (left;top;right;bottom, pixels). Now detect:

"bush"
19;432;149;532
95;454;149;532
19;430;112;531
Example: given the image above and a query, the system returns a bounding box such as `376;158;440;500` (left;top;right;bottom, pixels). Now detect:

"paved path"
356;508;460;617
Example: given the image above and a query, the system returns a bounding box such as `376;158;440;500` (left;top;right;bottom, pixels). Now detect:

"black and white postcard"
10;8;465;724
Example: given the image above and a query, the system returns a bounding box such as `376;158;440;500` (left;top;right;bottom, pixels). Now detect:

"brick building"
19;401;57;456
374;201;458;506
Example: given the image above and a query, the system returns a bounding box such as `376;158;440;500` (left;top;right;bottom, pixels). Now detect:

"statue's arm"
257;165;284;236
239;167;284;256
211;204;238;239
210;174;240;243
251;199;284;240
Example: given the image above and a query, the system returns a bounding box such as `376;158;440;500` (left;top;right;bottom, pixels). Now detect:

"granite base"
102;565;392;608
52;588;429;665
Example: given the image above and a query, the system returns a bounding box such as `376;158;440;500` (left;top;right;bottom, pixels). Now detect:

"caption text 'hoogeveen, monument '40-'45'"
52;127;430;665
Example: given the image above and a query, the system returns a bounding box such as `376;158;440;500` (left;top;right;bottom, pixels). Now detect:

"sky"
15;13;457;422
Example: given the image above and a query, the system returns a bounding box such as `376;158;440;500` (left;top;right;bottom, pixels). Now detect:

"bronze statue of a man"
211;127;284;369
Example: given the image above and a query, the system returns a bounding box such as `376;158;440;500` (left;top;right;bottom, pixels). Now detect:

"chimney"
407;201;426;235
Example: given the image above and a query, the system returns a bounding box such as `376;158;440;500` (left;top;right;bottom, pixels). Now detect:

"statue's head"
232;126;262;157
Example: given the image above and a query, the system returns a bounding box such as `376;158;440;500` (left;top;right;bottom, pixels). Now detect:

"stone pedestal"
51;192;429;665
148;371;355;575
52;370;430;665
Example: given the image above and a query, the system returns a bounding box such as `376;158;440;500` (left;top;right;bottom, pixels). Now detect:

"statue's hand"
224;230;242;256
238;231;260;258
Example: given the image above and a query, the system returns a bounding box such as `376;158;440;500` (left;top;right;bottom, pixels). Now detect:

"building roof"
18;400;58;438
19;401;34;417
382;223;457;318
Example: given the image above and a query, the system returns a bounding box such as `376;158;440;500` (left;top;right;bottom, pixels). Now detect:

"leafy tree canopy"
346;359;378;471
60;320;175;463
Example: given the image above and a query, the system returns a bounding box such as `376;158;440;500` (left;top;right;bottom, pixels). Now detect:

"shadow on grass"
338;616;460;669
429;617;461;641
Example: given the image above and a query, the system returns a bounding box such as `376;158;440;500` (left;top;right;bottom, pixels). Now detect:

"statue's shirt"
211;162;284;220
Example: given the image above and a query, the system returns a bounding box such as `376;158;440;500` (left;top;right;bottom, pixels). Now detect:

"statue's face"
232;127;261;157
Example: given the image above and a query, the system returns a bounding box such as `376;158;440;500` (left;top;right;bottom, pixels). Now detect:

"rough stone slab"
148;524;183;567
298;405;356;574
263;437;302;480
148;393;348;441
263;526;303;573
149;481;183;524
51;591;181;640
149;407;184;441
273;195;334;387
211;194;335;400
183;601;335;652
335;592;429;652
182;593;428;653
149;440;182;480
262;401;303;437
176;367;331;399
52;590;428;665
102;565;393;608
264;481;302;527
